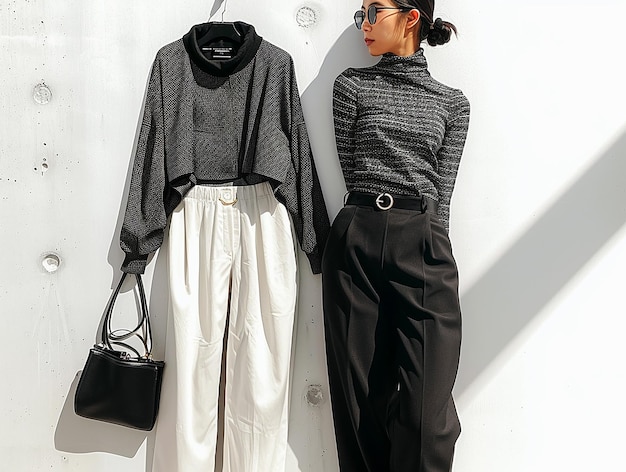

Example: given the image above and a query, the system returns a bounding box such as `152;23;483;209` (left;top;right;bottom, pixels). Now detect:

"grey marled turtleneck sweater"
333;48;470;230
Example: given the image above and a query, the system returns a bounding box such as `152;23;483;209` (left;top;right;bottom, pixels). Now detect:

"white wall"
1;0;625;470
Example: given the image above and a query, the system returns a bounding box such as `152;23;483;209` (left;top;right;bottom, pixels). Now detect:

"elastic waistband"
185;182;273;203
345;191;438;214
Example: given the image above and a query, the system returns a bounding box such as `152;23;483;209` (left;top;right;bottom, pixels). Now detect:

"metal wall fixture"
296;6;318;28
33;82;52;105
41;253;61;273
305;384;325;407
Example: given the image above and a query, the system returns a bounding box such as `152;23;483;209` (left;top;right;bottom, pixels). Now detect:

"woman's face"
358;0;418;57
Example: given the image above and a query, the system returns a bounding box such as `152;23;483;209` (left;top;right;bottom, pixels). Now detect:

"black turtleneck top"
333;49;470;230
120;22;330;275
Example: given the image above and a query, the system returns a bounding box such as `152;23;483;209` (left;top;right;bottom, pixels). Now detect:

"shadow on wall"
285;26;376;472
299;26;377;219
456;128;626;398
53;63;169;470
53;371;151;458
53;221;167;466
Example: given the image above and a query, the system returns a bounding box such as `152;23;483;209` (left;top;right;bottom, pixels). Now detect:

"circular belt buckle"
375;193;394;210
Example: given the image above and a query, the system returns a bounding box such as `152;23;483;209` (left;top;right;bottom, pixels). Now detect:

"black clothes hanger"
197;1;243;49
197;22;242;48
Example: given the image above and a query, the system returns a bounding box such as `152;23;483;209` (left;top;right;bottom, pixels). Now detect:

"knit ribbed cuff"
121;254;148;274
306;247;323;275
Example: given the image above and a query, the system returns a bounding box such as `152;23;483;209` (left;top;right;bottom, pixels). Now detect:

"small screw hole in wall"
34;158;49;174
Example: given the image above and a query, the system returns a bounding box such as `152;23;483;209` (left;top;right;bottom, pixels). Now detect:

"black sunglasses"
354;4;413;30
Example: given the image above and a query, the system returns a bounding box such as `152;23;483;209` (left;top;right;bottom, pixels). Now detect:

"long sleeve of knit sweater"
119;59;167;275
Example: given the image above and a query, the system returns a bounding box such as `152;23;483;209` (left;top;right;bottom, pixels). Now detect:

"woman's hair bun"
426;17;456;46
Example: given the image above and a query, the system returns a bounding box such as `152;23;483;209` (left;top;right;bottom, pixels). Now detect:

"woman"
322;1;470;471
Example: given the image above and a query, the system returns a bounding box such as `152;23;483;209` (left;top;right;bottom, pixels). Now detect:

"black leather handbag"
74;273;165;431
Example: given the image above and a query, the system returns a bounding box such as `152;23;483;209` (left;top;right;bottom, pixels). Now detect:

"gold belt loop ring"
375;193;394;210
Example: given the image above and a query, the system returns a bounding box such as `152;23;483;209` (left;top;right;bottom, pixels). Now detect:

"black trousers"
322;203;461;472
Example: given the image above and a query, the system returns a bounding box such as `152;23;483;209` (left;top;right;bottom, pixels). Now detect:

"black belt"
345;191;438;214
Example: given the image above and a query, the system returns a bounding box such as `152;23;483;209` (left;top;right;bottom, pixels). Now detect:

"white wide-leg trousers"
153;182;297;472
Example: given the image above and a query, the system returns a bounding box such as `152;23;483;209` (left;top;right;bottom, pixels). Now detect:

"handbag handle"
101;273;155;359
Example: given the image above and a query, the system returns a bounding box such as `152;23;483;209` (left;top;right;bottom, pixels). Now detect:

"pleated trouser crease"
322;204;462;472
153;182;297;472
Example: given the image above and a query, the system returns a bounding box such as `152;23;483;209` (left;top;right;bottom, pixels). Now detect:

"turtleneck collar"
377;48;429;74
183;21;263;77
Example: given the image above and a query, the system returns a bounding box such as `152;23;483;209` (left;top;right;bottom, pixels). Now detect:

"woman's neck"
387;31;420;57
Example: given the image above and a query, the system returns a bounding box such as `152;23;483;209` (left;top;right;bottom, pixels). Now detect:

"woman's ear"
406;9;420;29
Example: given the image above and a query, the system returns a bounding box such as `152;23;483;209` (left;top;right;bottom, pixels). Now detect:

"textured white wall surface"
1;0;626;471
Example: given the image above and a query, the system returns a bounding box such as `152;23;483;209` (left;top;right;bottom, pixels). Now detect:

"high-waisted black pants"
322;203;462;472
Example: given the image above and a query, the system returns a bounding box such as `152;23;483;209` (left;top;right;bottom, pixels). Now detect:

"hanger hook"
221;0;227;22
